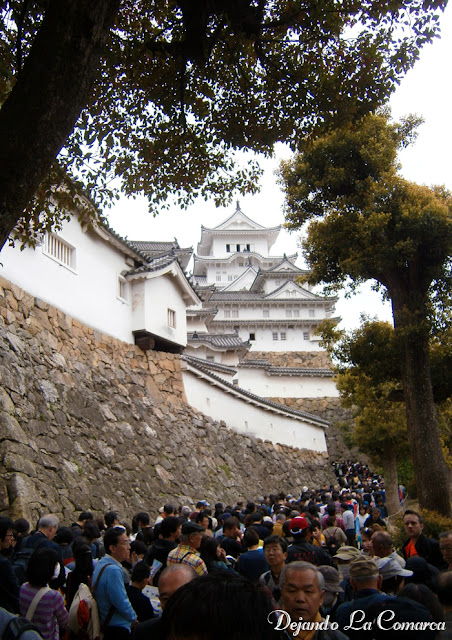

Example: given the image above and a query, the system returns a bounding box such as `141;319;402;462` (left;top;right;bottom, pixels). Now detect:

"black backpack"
2;617;42;640
11;537;47;584
325;529;340;557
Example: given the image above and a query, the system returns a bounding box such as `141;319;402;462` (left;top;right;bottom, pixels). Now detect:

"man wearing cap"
287;517;332;566
375;555;413;594
166;522;208;576
318;566;345;619
335;556;393;638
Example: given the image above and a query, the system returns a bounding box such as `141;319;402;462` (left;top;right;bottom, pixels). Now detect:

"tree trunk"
382;437;400;517
391;295;452;517
0;0;120;251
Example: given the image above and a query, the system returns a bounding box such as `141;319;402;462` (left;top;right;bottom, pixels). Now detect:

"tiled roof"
239;361;335;377
130;240;181;251
187;332;249;348
183;358;330;428
182;355;237;375
124;254;176;276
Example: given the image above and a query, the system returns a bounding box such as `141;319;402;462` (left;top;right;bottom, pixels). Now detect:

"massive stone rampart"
0;277;333;523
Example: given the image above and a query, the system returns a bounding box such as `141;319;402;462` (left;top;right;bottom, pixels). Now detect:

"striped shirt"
19;583;68;640
166;544;207;576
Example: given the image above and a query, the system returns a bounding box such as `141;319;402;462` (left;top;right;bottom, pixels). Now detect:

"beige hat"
349;556;380;579
334;546;362;562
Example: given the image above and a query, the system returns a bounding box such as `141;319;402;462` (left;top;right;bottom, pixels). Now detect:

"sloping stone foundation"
0;277;333;523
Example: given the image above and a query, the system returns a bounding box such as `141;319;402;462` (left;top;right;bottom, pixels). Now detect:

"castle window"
293;310;300;317
226;244;230;252
272;332;278;340
236;244;241;252
228;275;233;281
263;309;269;318
224;310;231;318
303;331;310;340
309;309;315;317
43;232;76;271
249;333;255;341
232;310;239;318
286;310;292;318
117;275;128;302
167;309;176;328
280;332;287;340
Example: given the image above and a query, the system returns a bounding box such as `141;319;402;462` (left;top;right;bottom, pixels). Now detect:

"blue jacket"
92;556;136;630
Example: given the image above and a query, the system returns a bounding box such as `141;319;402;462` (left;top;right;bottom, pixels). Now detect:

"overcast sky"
107;5;452;331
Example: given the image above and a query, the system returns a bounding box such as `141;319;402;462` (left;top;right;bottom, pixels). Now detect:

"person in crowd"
272;513;286;538
371;530;406;567
436;570;452;637
13;518;30;553
92;526;136;640
133;512;153;546
83;520;104;559
260;535;288;604
397;583;444;623
317;565;345;620
278;561;349;639
0;516;20;613
199;535;232;573
104;512;120;528
22;514;65;589
335;556;393;638
71;511;93;538
439;530;452;570
144;515;180;586
133;565;198;640
219;516;243;561
195;510;212;536
364;507;386;530
161;572;287;640
19;547;68;640
401;509;447;570
323;516;347;554
54;526;74;567
236;527;268;582
287;516;332;566
359;527;374;555
376;555;413;595
321;505;345;532
125;561;154;623
166;521;207;576
340;502;356;546
65;538;94;609
310;519;326;548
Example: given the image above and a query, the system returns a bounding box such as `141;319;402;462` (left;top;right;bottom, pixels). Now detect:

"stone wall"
0;277;334;524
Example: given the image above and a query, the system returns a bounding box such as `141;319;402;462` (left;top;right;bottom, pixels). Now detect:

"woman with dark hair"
161;572;285;640
199;535;232;573
19;547;68;640
65;539;94;609
398;583;444;623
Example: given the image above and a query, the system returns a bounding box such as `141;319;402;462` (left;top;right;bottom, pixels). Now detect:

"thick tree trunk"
391;295;452;517
382;437;400;517
0;0;120;251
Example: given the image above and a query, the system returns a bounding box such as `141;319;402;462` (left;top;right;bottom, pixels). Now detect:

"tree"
0;0;448;249
320;318;410;515
280;113;452;516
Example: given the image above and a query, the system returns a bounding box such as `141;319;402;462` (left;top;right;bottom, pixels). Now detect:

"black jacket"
402;533;447;570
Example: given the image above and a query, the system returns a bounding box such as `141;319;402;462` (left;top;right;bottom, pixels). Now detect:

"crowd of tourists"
0;460;452;639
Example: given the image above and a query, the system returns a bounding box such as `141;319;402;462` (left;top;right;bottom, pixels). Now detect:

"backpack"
2;617;42;640
324;529;340;557
11;537;48;585
67;565;115;640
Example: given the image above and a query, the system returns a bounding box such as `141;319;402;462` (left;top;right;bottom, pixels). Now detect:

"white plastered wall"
236;368;339;398
182;370;327;452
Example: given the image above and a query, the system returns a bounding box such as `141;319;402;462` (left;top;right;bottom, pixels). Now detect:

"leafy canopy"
280;113;452;333
0;0;448;244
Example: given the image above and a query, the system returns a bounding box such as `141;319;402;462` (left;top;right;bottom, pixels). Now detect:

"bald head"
371;531;393;557
158;564;197;609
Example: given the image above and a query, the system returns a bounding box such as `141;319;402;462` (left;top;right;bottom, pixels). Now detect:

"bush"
390;508;452;554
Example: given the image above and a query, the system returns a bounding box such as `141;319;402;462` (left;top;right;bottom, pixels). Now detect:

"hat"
349;556;380;579
199;500;210;507
404;556;439;588
289;516;309;534
181;522;205;535
334;546;362;562
317;566;344;594
263;516;273;523
377;556;413;579
302;486;309;493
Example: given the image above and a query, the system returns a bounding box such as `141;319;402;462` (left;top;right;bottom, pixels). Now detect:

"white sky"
106;5;452;331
